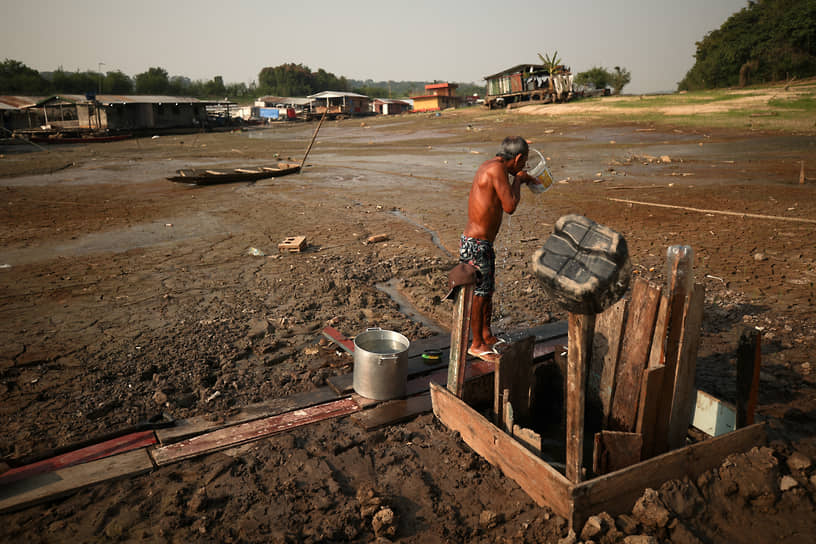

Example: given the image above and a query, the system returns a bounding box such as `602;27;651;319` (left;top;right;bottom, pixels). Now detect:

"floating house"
371;98;411;115
410;83;461;112
484;64;574;109
307;91;370;118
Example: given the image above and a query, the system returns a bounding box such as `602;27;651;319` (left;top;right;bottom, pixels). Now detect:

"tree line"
679;0;816;90
0;59;485;101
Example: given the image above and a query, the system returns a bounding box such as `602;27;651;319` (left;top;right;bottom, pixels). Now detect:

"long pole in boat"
299;107;328;173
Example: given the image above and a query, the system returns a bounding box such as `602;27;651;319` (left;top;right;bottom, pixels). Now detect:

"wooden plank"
635;366;667;459
691;389;736;437
647;294;670;368
0;449;154;514
0;430;156;486
653;249;694;453
667;283;705;450
592;431;642;475
609;279;661;432
513;425;543;455
151;398;360;466
322;326;355;354
566;313;596;483
589;299;628;427
350;394;432;431
156;388;340;445
494;336;535;426
571;423;765;530
430;382;574;519
736;327;761;428
448;284;473;397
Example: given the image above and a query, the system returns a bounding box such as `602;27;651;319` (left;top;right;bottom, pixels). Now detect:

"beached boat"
167;162;302;185
30;133;132;144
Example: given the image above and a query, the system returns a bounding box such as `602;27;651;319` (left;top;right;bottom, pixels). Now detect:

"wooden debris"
589;299;628;427
635;366;667;459
494;336;535;426
365;233;389;244
513;425;543;455
350;394;432;431
278;235;307;252
502;389;514;434
448;283;473;398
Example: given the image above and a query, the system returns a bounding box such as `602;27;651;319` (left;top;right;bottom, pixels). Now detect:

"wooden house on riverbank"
410;83;461;112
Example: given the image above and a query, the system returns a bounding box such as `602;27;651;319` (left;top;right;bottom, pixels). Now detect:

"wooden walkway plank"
156;388;340;445
151;398;360;466
0;430;156;486
609;279;662;432
350;394;432;431
0;449;154;514
667;283;706;450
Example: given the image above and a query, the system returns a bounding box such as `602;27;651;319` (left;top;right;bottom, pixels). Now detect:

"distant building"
307;91;370;118
484;64;573;109
410;83;461;112
371;98;411;115
254;96;311;120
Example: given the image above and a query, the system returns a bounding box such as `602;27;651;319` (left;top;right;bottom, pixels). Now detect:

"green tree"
134;67;170;94
679;0;816;90
0;59;50;93
574;66;611;90
610;66;632;94
537;50;563;94
51;68;99;94
103;70;133;94
204;75;226;97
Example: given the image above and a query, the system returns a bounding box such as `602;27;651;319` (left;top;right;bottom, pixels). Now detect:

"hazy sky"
2;0;749;94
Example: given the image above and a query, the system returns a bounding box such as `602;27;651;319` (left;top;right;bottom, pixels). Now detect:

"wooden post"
447;284;473;397
736;327;761;427
566;312;596;483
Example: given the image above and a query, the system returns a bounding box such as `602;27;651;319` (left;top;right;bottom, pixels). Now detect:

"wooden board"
571;423;765;530
321;326;355;354
589;299;627;427
647;294;670;369
609;279;661;432
495;336;535;426
0;449;154;514
447;284;473;397
151;397;360;466
667;283;705;450
156;388;340;445
635;366;667;459
430;382;574;519
592;431;642;475
0;430;156;486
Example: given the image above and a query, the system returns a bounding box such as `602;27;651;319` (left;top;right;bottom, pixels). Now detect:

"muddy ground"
1;108;815;542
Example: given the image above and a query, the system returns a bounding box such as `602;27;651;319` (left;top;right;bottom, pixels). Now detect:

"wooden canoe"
167;162;302;185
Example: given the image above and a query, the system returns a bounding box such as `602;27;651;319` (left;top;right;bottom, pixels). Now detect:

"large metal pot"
353;328;410;400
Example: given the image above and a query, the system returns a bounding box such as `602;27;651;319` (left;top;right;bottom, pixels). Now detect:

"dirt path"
1;110;815;542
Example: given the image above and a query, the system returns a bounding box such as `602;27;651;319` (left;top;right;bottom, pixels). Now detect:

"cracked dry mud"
1;109;815;542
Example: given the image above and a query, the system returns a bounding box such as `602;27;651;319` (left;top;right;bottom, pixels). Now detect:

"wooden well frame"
430;381;765;530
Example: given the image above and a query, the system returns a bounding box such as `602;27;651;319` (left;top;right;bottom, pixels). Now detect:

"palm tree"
537;51;562;98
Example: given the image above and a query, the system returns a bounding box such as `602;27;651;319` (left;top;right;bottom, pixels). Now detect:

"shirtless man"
460;136;542;360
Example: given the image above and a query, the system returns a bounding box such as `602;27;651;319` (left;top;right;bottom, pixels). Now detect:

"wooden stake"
447;284;473;397
299;108;328;170
566;312;596;483
736;327;762;427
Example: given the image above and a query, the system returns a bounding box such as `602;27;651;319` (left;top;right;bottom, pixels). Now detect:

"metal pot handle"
378;354;399;365
366;327;383;332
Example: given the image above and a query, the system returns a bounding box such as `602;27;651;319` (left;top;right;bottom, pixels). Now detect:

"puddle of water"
375;278;447;335
389;210;452;258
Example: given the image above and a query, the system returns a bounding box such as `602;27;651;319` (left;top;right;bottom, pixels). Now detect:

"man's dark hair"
496;136;529;160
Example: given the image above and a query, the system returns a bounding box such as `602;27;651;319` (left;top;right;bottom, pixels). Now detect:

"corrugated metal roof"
307;91;369;99
258;96;311;105
425;83;457;90
484;64;546;80
0;96;42;109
